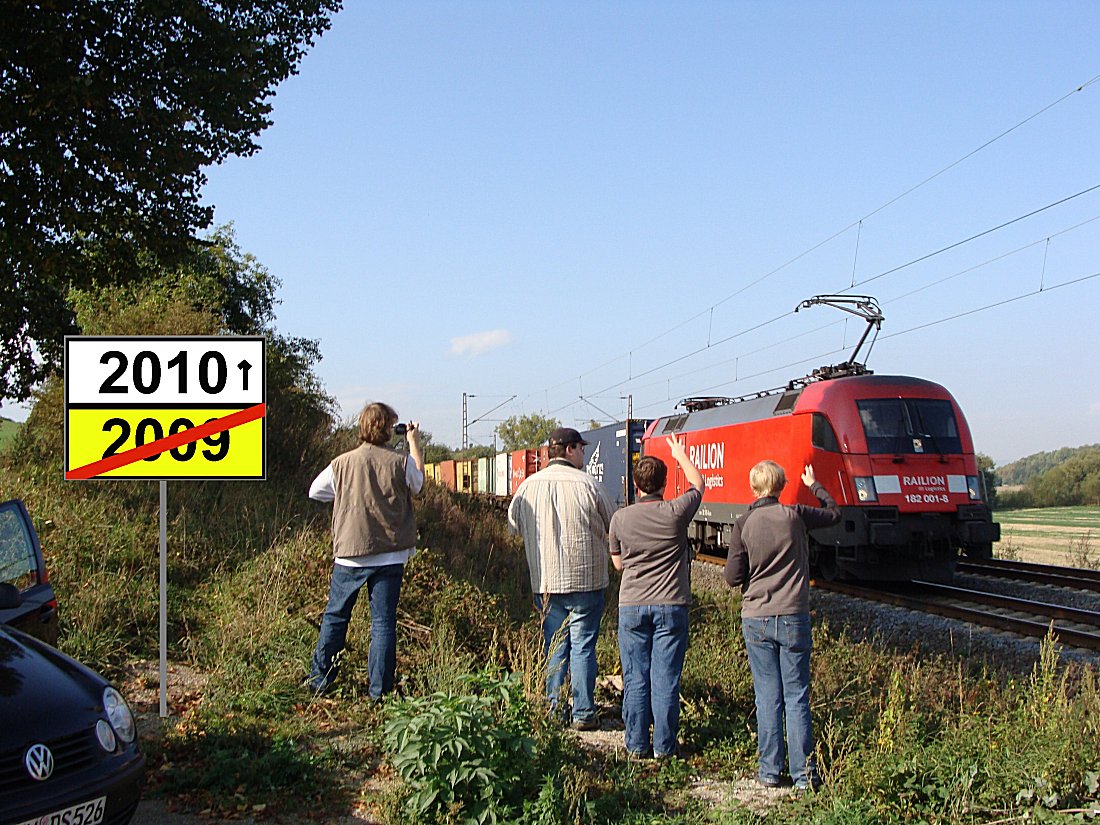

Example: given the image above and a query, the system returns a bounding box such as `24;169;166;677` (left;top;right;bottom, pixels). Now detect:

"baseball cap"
548;427;589;447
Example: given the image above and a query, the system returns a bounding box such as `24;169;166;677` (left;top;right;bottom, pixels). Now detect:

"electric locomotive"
641;296;1000;582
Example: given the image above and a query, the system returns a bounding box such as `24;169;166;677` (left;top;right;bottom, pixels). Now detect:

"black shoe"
756;777;787;789
571;717;599;731
302;676;333;697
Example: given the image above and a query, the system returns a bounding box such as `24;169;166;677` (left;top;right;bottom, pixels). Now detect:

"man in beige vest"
306;402;424;699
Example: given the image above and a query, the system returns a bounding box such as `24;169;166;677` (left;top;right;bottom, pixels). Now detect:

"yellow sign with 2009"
64;336;266;480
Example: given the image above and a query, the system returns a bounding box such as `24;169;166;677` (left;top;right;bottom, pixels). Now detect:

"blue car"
0;500;145;825
0;499;58;645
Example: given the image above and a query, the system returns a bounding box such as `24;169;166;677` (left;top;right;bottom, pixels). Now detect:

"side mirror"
0;582;22;610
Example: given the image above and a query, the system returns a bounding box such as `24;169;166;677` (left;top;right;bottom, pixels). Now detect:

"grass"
993;506;1100;567
995;506;1100;529
0;417;19;453
3;448;1100;823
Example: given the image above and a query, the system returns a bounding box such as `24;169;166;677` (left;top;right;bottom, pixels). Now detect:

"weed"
996;536;1022;561
1068;529;1097;569
382;670;541;824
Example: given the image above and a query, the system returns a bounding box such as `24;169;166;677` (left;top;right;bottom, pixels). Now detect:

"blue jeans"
309;563;404;699
741;613;817;787
539;589;605;724
618;604;689;757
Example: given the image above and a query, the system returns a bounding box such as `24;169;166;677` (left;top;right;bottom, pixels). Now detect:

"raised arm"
667;435;704;492
406;421;425;474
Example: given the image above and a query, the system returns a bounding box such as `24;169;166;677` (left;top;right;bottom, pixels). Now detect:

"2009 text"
101;417;230;462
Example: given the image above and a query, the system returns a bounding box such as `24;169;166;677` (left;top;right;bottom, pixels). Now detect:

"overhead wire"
513;72;1100;420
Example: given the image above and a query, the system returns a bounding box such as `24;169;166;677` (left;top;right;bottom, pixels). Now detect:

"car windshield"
0;504;39;590
856;398;962;455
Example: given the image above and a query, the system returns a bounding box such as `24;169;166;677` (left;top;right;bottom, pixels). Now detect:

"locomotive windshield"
856;398;962;455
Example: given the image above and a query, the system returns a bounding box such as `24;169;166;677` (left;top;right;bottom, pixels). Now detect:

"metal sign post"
64;335;266;717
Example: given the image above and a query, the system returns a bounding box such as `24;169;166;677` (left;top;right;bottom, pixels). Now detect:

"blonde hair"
358;402;398;445
749;460;786;498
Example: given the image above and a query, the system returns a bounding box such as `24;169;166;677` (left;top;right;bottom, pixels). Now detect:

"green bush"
382;670;544;824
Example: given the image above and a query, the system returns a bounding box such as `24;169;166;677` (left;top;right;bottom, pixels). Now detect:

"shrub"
382;670;545;824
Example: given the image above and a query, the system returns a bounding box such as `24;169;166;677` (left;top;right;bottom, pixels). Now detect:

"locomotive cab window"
857;398;962;455
811;413;841;452
662;415;688;434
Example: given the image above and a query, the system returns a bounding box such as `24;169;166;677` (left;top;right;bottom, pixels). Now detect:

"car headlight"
967;475;982;501
854;477;877;502
103;686;136;744
95;719;117;752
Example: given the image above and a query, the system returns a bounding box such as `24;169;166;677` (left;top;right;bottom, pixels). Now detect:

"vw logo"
24;743;54;781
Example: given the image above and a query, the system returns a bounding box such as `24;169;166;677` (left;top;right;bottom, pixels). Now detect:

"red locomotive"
641;296;999;582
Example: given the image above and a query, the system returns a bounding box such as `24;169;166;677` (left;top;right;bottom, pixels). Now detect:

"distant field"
993;505;1100;566
0;418;18;452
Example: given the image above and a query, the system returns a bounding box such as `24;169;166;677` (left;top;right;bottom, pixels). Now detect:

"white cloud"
449;329;513;358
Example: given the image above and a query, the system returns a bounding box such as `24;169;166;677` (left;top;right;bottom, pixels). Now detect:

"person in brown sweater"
723;461;839;790
305;402;424;699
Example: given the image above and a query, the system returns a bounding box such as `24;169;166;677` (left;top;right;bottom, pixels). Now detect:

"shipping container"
510;450;538;490
494;452;511;496
424;463;441;485
457;459;476;494
580;419;651;509
476;456;493;494
438;460;458;491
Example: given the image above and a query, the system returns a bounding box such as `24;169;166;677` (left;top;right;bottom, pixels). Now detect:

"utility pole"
462;392;471;450
463;392;516;450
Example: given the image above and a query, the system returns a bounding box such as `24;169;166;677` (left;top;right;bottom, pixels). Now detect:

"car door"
0;498;59;645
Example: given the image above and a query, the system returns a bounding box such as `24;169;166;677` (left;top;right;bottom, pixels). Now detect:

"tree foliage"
6;226;335;483
975;453;998;509
997;444;1100;486
996;446;1100;509
0;0;341;401
495;413;559;452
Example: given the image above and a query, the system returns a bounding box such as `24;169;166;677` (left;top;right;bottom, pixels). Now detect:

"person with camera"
305;402;424;700
508;427;614;730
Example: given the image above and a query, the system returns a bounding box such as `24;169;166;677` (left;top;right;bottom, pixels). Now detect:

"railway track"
695;552;1100;652
957;557;1100;592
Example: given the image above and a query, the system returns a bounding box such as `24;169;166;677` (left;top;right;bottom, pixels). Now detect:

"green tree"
418;431;454;465
495;413;560;452
8;226;335;482
0;0;341;401
1027;448;1100;507
976;453;998;508
455;445;496;460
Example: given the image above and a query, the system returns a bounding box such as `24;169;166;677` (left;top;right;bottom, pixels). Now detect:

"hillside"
0;416;19;452
998;444;1100;485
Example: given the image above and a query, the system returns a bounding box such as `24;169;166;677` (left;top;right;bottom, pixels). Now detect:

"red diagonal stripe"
66;404;266;480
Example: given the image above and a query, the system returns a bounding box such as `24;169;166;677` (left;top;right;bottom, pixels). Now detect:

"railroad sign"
64;336;266;480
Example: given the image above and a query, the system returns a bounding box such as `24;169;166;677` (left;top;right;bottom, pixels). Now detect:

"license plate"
16;795;106;825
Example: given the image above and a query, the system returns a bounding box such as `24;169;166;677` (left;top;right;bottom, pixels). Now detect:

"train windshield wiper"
911;404;945;456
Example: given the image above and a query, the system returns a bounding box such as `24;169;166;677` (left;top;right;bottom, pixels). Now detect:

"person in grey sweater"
723;461;839;790
608;435;703;758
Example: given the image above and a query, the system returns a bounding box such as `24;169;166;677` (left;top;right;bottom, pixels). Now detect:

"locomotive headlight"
854;477;877;502
966;475;982;501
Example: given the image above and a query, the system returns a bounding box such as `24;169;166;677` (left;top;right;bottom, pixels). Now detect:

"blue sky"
26;2;1100;467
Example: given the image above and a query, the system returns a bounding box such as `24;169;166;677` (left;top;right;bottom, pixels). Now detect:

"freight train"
423;296;999;582
424;419;648;510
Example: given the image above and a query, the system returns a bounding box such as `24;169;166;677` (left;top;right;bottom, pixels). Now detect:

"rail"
957;557;1100;592
694;552;1100;652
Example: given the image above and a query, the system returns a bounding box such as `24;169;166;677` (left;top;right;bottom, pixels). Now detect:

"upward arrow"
238;360;252;391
